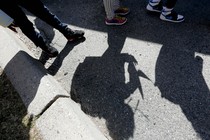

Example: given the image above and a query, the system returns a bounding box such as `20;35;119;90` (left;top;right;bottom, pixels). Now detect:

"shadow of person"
47;37;86;75
70;28;149;140
29;0;210;138
155;42;210;139
35;17;86;73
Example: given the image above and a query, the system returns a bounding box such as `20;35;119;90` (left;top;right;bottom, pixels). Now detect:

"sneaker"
41;44;58;58
115;7;130;16
160;10;184;23
146;1;162;13
63;27;85;42
105;16;127;26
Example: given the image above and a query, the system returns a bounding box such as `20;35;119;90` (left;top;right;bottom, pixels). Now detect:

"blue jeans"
0;0;67;47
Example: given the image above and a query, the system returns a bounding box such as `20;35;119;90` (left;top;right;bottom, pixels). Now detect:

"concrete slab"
0;27;69;116
34;0;210;139
4;0;210;139
36;98;107;140
0;26;107;139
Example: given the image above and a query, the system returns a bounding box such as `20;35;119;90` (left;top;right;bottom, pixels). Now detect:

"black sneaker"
160;10;184;23
146;1;162;13
63;27;85;42
40;44;58;58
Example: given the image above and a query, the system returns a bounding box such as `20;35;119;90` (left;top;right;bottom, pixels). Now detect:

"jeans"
165;0;177;9
0;0;66;47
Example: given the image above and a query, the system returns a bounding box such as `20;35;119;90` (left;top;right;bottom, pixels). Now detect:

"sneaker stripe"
160;14;184;23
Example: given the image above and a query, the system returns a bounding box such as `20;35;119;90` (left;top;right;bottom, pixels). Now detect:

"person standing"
0;0;85;57
103;0;130;25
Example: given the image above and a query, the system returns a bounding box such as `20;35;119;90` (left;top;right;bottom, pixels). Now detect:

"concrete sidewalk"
0;27;107;140
31;0;210;140
1;0;210;139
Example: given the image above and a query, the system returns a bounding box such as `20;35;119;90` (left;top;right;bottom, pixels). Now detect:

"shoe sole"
68;34;85;42
146;4;161;13
105;19;127;26
115;10;130;16
160;14;185;23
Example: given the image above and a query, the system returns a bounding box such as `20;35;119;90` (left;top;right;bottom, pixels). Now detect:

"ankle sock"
149;0;161;5
150;0;161;3
162;6;173;15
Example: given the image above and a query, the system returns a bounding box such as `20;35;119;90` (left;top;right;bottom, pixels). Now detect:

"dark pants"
0;0;66;47
165;0;177;9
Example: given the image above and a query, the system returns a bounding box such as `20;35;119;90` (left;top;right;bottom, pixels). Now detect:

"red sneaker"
114;7;130;16
105;16;127;26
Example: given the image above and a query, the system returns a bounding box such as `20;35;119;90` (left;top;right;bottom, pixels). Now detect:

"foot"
114;7;130;16
41;44;58;58
160;10;184;23
63;27;85;42
105;15;127;26
8;22;18;33
146;1;162;13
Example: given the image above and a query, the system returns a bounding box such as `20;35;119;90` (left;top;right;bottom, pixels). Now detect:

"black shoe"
40;44;58;58
146;1;163;13
160;10;184;23
63;27;85;42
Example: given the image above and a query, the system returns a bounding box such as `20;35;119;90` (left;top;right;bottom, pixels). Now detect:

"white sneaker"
160;10;184;23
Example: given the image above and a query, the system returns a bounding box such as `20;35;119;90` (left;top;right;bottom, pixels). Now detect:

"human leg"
146;0;163;13
0;2;58;57
103;0;127;25
160;0;184;23
103;0;116;20
19;0;84;41
146;0;184;23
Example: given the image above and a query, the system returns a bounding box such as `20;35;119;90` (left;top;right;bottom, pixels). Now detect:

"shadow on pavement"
4;51;47;112
155;45;210;139
70;28;150;140
47;37;86;75
28;0;210;139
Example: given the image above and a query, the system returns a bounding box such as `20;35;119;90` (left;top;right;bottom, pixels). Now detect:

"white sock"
161;6;184;20
150;0;161;5
150;0;161;3
162;6;173;15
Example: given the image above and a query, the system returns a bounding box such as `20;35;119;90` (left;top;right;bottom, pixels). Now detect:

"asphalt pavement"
1;0;210;139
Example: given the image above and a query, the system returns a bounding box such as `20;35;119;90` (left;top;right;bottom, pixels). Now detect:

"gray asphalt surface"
24;0;210;139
